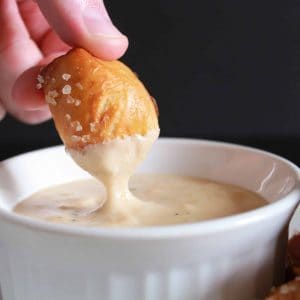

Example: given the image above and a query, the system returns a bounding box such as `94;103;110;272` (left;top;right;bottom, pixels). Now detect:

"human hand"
0;0;128;124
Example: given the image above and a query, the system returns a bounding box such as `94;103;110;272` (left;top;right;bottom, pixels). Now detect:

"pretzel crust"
40;48;159;149
265;278;300;299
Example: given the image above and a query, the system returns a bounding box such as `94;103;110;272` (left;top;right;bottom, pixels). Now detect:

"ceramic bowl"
0;139;299;300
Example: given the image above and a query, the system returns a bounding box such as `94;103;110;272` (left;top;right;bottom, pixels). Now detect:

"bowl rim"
0;138;300;240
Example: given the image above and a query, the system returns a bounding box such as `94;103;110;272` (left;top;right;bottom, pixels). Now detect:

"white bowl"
0;139;299;300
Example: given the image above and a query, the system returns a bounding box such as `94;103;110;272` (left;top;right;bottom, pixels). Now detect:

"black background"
1;1;300;164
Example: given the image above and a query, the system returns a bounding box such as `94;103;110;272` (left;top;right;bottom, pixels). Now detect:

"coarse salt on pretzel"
39;48;159;150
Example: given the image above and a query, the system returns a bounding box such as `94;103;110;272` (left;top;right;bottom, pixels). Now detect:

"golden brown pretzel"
40;48;159;149
264;234;300;299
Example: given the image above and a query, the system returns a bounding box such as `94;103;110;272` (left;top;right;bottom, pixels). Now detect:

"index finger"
36;0;128;60
0;0;48;123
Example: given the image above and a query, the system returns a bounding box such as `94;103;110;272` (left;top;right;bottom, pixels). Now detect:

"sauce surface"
14;174;267;227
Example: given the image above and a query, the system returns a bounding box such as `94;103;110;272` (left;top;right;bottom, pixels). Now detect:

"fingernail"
82;5;125;37
0;104;6;122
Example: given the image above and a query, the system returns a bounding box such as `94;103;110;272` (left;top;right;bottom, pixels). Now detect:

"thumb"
36;0;128;60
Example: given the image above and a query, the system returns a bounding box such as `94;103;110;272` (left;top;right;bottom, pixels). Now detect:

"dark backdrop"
1;1;300;163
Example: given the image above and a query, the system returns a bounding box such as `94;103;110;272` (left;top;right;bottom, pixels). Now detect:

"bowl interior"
0;139;298;212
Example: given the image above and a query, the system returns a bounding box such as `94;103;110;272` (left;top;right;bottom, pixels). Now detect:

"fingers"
18;1;71;56
15;107;51;125
39;30;71;56
0;0;46;123
36;0;128;60
18;0;49;42
9;62;52;125
12;51;66;110
13;66;46;111
0;45;49;125
1;0;128;125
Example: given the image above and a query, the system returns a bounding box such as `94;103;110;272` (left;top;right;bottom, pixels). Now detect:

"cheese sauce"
14;131;267;227
14;174;267;227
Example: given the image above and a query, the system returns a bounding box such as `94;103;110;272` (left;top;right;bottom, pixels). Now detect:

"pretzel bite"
288;233;300;277
265;278;300;299
264;234;300;299
40;48;159;149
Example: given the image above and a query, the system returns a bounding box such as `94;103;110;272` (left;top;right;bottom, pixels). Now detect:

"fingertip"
10;67;52;124
12;51;66;111
36;0;129;61
82;34;129;60
16;107;52;125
